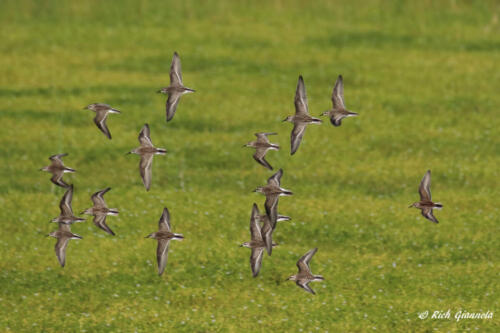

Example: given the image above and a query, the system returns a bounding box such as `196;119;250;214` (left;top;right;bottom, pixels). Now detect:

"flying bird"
82;187;119;236
283;75;322;155
47;222;82;267
84;103;121;139
254;169;293;226
51;185;85;224
40;153;75;188
287;248;324;295
145;207;184;276
253;204;291;256
128;124;166;191
240;203;276;277
243;132;280;170
409;170;442;223
320;75;358;126
157;52;195;122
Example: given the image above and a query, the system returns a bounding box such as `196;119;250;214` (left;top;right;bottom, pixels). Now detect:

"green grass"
1;0;499;331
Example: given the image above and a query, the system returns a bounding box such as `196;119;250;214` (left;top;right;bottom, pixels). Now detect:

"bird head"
84;103;97;111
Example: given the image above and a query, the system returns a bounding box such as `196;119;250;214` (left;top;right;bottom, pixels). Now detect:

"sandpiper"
81;187;119;236
409;170;442;223
47;222;82;267
287;248;324;295
51;185;85;224
244;132;280;170
253;204;291;256
128;124;166;191
283;75;322;155
40;153;75;188
157;52;195;122
84;103;121;139
145;207;184;276
254;168;293;226
240;203;276;277
320;75;358;126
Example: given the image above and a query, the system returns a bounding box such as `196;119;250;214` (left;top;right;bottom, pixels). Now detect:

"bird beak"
126;152;131;155
156;90;162;94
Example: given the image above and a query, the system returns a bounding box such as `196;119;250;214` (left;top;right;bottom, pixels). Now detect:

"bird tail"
271;144;280;150
155;148;167;155
109;209;119;215
434;203;443;210
65;168;76;173
173;233;184;240
109;109;121;114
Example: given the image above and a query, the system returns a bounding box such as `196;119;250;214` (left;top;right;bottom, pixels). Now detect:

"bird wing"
157;239;170;276
91;187;110;207
297;280;316;295
250;203;263;242
138;124;154;147
59;185;74;216
253;149;273;170
159;207;171;232
421;207;438;223
330;112;345;127
261;218;273;255
264;194;279;226
294;75;309;116
139;153;154;191
94;111;111;139
419;170;432;201
331;75;345;109
169;52;183;86
291;122;307;155
50;171;69;188
297;248;318;274
55;237;69;267
254;132;277;144
166;91;182;122
250;247;264;277
267;168;283;187
58;223;72;232
93;214;115;235
49;153;67;167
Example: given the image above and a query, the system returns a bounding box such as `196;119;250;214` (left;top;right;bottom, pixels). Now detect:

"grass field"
0;0;499;331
